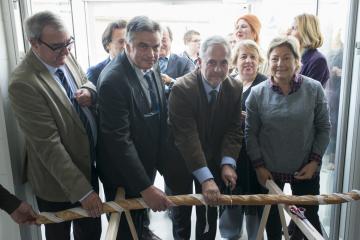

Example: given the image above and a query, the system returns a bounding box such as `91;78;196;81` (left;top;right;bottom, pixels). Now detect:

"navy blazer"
164;53;195;79
86;58;111;87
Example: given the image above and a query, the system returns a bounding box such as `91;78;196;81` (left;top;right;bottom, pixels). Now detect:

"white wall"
0;1;22;239
0;1;41;239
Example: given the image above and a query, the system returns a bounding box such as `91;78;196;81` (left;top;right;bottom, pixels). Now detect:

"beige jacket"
9;50;95;203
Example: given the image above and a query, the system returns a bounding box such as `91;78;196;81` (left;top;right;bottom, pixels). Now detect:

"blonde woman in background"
288;13;330;87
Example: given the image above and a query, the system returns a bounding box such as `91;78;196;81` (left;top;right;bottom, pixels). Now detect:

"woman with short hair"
245;36;330;240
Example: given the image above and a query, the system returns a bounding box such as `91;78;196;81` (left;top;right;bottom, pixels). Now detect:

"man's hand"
80;192;103;218
161;74;173;85
221;165;237;191
10;202;37;224
201;179;220;206
140;185;174;212
241;111;247;122
294;161;318;180
75;88;92;107
255;166;273;187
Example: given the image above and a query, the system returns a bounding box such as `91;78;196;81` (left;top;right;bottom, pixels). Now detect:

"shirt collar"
33;50;66;75
160;53;170;60
201;74;221;96
125;51;154;76
269;74;303;95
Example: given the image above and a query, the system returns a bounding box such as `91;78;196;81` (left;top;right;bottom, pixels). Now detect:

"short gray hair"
200;35;231;60
24;11;67;40
126;16;161;43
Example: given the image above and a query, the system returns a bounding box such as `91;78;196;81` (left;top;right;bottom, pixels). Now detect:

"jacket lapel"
153;66;165;112
120;53;151;115
27;51;85;132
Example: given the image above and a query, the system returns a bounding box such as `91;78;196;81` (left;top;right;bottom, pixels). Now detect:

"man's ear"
29;39;38;49
125;42;131;53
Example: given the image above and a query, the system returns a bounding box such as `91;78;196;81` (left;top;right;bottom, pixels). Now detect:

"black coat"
97;52;168;196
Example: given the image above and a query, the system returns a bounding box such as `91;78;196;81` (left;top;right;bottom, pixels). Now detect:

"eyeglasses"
38;36;75;52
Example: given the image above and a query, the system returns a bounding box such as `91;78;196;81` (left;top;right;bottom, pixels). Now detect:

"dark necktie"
209;89;218;107
144;71;160;113
55;69;95;162
159;57;168;73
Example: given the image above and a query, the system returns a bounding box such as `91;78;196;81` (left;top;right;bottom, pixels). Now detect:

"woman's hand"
294;161;318;180
255;166;273;187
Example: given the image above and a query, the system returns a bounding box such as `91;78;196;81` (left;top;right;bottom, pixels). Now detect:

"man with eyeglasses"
97;16;173;240
180;30;201;67
165;35;243;239
9;11;102;240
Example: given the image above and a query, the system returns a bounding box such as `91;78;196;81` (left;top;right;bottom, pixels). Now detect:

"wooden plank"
256;204;270;240
105;188;124;240
105;188;139;240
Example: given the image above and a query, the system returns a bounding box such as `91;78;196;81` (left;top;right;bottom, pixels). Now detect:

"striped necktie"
144;70;160;113
55;68;96;163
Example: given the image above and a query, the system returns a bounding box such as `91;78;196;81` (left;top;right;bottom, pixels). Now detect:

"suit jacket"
0;184;21;214
97;52;167;196
164;53;195;79
9;50;96;203
165;69;243;190
86;57;111;87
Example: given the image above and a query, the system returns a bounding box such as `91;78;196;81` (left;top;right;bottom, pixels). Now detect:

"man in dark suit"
9;11;102;240
87;19;127;86
159;26;195;90
97;16;173;240
166;35;243;239
0;184;37;224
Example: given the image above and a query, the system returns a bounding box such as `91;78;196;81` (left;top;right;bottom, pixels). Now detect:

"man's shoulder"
10;55;38;85
175;70;198;88
225;75;243;88
88;58;110;73
170;53;190;64
98;54;131;88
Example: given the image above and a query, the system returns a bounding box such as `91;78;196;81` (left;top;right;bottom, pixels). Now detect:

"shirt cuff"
309;152;322;165
193;167;214;184
221;156;236;168
79;190;94;202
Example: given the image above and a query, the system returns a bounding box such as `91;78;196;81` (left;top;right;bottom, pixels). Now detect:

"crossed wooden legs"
105;188;139;240
256;180;324;240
